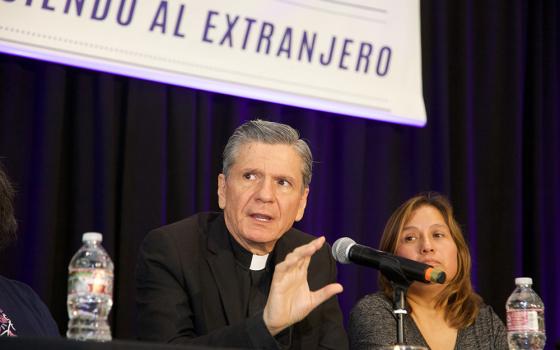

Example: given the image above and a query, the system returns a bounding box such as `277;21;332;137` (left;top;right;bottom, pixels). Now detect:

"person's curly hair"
0;164;17;250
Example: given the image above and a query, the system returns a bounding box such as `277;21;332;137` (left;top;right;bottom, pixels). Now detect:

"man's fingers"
289;236;326;260
310;236;326;249
311;283;344;309
264;237;338;336
276;236;326;272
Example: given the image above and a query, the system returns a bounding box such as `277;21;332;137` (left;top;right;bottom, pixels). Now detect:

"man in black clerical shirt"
136;120;348;349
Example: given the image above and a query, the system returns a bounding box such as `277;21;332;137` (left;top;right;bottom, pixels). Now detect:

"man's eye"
278;179;291;187
243;173;256;180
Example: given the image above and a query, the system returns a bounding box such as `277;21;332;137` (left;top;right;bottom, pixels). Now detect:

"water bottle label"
507;309;541;332
68;269;113;297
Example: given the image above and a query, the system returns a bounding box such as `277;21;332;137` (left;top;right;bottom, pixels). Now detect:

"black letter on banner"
150;1;168;33
241;17;256;50
173;3;186;38
276;27;292;58
117;0;136;26
338;38;353;70
355;42;372;73
319;36;336;66
220;14;239;47
42;0;55;11
256;22;274;54
91;0;111;21
298;31;316;63
64;0;86;16
376;46;391;76
202;10;219;43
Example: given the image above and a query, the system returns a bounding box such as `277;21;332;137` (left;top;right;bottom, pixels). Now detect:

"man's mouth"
250;213;273;222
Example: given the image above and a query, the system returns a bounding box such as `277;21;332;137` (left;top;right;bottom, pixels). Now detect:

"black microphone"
332;237;446;284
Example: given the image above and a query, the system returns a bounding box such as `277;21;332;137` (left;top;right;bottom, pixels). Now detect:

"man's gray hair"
222;119;313;188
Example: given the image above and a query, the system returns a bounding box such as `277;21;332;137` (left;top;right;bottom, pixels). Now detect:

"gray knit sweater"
349;292;508;349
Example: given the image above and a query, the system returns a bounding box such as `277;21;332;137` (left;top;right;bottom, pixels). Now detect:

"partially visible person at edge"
0;163;59;337
136;120;348;349
349;192;507;350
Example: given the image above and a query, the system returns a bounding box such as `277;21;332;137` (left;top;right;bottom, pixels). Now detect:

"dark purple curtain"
0;1;559;347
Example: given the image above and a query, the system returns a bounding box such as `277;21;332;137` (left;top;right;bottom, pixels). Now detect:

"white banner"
0;0;426;126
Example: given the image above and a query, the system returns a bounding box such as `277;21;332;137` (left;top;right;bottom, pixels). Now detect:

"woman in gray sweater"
349;192;507;350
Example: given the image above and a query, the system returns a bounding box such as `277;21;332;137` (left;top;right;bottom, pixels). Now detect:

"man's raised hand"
263;236;343;336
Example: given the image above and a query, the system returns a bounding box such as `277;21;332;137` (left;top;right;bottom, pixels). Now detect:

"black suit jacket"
136;212;348;349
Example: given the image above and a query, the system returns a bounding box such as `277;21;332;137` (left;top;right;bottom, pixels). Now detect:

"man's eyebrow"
273;174;296;182
239;168;261;174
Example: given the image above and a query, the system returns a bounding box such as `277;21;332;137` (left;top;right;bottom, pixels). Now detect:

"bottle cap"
82;232;103;243
515;277;533;286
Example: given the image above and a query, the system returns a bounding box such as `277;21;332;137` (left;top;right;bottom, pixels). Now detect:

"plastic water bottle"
506;277;546;349
67;232;114;341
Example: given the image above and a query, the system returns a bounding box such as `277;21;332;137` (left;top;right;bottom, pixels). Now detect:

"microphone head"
332;237;356;264
426;267;447;284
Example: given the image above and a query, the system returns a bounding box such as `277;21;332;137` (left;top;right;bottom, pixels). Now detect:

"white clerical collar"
250;253;269;271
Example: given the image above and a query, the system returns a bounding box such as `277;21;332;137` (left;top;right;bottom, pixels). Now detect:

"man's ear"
217;174;226;209
295;187;309;222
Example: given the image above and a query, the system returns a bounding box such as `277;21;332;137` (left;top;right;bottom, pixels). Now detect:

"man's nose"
255;178;274;202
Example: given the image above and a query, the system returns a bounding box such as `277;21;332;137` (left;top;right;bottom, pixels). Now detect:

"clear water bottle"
67;232;114;341
506;277;546;349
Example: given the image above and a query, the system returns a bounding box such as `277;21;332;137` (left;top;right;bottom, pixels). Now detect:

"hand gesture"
263;236;343;336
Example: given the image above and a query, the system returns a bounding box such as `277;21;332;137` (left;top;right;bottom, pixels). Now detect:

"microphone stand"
379;257;413;345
